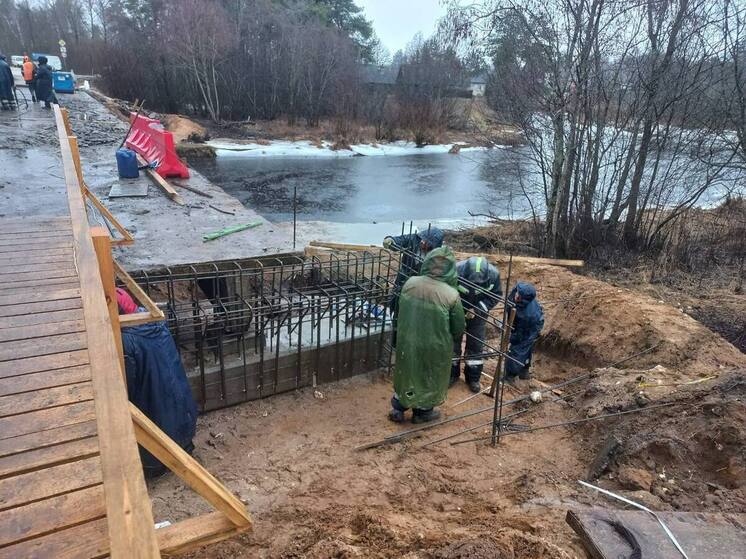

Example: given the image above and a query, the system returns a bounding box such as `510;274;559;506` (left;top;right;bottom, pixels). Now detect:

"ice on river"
208;139;493;158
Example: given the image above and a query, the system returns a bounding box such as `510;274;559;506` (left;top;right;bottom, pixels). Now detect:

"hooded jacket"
394;246;465;409
456;256;502;314
122;320;197;475
0;56;13;99
385;227;444;311
34;62;54;103
506;282;544;373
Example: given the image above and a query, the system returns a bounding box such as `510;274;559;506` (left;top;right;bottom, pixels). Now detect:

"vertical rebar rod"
293;185;297;250
492;254;513;447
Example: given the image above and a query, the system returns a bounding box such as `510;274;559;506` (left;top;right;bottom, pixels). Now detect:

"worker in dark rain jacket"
0;55;15;110
505;282;544;382
117;289;198;477
34;56;57;109
451;256;502;393
389;246;465;424
383;226;444;346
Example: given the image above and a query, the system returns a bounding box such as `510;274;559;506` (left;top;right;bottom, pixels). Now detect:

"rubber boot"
468;381;482;393
412;408;441;424
388;409;405;423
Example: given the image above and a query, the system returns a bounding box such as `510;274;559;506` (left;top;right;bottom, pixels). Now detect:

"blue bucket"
116;148;139;179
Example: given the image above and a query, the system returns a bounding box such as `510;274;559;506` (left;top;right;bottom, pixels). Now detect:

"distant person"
0;54;16;110
505;282;544;383
117;288;198;477
451;256;502;393
34;56;58;109
382;226;444;345
389;247;465;424
22;55;36;102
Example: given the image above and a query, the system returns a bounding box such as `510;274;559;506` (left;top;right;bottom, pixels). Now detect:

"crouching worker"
505;282;544;382
389;247;465;424
117;289;198;477
451;256;502;393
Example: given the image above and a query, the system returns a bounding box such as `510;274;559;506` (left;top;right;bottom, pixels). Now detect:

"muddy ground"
148;256;746;558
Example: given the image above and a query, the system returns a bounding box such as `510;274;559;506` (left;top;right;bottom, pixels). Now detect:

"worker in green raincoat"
389;246;465;424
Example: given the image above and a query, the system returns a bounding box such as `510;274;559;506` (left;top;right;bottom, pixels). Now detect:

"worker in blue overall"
450;256;502;392
505;282;544;382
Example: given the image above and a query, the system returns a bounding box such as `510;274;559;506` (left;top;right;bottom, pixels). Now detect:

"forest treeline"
1;0;745;267
0;0;471;138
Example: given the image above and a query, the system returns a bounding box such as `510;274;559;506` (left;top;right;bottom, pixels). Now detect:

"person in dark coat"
383;226;444;347
117;289;198;478
451;256;502;392
34;56;58;109
0;54;16;110
505;282;544;382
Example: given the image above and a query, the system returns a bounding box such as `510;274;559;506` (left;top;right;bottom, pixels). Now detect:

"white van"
10;55;24;68
31;53;63;71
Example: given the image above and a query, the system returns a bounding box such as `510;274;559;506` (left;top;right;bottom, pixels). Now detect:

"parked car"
10;55;24;68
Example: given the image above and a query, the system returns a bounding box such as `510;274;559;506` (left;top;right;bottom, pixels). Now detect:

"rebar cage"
123;250;399;411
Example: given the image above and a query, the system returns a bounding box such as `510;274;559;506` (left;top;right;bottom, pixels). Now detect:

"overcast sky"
356;0;448;54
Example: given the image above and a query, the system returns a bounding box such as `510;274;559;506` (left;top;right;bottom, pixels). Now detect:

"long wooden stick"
130;404;252;528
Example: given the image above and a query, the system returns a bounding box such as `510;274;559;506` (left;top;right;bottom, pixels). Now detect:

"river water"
191;148;538;230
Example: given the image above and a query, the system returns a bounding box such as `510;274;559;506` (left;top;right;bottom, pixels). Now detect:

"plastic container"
52;71;75;94
116;148;139;179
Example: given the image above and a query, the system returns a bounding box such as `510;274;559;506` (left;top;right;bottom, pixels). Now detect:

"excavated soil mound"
572;369;746;512
461;256;746;375
431;530;573;559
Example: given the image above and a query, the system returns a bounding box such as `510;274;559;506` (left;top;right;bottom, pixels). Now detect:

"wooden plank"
0;297;83;318
0;349;89;378
0;485;105;547
55;105;161;558
0;382;93;417
92;228;125;374
0;261;76;275
114;260;165;323
0;236;72;248
131;404;252;527
0;319;85;343
0;332;87;362
0;221;71;235
0;400;96;440
0;435;99;479
0;240;73;253
0;268;78;283
0;276;79;295
137;154;186;205
0;287;80;307
0;365;90;397
0;247;73;260
567;509;746;559
0;252;75;267
0;420;97;459
0;516;109;559
0;308;84;329
0;229;71;241
0;455;101;510
157;512;251;557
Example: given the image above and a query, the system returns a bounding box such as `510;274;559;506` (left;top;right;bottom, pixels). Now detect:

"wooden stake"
91;227;125;377
130;404;252;528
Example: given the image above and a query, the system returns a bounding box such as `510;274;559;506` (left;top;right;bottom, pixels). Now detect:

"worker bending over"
389;247;465;424
383;226;444;345
117;289;198;477
451;256;502;393
505;282;544;382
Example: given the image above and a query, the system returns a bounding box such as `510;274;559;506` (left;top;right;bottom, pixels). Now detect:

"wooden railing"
54;105;253;558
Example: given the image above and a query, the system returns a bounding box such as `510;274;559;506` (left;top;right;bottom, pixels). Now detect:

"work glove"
465;310;475;320
383;237;394;250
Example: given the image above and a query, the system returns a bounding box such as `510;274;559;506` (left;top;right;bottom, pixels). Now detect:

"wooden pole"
91;226;125;376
